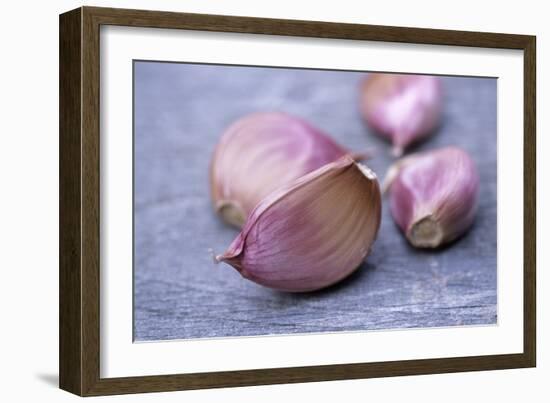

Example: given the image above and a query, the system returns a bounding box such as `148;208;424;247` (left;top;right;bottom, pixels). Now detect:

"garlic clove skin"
360;74;443;156
384;146;479;248
216;156;382;292
210;112;358;228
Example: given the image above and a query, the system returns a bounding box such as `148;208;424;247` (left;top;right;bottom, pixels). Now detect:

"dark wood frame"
60;6;536;396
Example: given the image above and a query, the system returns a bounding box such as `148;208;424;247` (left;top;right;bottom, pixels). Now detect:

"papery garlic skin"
216;156;382;292
384;147;479;248
210;112;354;227
360;74;443;156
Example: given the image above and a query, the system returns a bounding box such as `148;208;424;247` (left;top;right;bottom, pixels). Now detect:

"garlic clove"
384;146;479;248
216;156;382;292
360;74;443;156
210;112;360;228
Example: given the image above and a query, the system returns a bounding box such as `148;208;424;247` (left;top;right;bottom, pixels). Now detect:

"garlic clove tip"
348;147;378;162
391;145;404;158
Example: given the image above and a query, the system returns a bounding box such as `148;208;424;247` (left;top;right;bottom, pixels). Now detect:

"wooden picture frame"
59;6;536;396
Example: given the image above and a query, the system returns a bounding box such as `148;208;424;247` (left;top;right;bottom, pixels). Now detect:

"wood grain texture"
523;38;536;366
81;6;102;395
59;8;82;396
85;6;532;49
59;6;536;396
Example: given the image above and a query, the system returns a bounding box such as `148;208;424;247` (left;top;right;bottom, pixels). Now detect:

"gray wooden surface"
133;62;497;341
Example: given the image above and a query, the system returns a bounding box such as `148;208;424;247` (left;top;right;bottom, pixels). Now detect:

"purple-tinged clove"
383;146;479;248
360;74;443;156
216;156;381;292
210;112;363;228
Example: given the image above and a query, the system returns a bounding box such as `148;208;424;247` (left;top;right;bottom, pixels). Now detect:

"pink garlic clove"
384;146;479;248
360;74;443;156
216;156;382;292
210;112;361;228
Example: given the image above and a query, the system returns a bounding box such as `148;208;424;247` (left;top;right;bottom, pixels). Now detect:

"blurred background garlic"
216;156;382;292
210;112;361;227
360;73;443;156
383;146;479;248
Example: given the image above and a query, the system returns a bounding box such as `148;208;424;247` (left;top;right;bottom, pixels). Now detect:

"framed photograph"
59;6;536;396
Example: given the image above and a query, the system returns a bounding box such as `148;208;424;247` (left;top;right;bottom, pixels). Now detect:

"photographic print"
133;61;497;341
60;7;535;395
